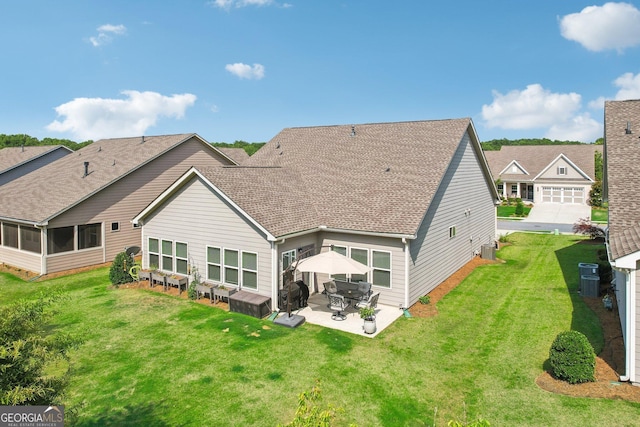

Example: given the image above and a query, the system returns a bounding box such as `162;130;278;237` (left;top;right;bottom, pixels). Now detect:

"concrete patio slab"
273;292;404;338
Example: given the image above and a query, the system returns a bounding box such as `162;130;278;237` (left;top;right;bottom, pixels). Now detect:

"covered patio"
274;292;404;338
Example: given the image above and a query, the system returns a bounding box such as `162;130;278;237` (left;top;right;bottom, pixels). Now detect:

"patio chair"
355;291;379;311
328;293;349;321
357;282;372;301
323;281;337;295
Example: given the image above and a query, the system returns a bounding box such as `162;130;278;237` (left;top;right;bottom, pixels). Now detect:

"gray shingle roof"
604;99;640;260
0;145;71;173
0;134;225;224
483;145;600;182
216;147;250;164
216;118;489;237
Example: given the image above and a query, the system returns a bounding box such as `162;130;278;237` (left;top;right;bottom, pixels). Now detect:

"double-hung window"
161;240;173;271
148;238;159;268
242;251;258;289
372;250;391;288
224;249;239;286
350;247;369;283
207;246;221;282
331;246;348;281
175;242;188;275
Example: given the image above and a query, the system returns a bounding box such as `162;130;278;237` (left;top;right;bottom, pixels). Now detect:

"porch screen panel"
2;223;18;248
372;250;391;288
20;226;41;253
78;223;101;250
48;226;74;254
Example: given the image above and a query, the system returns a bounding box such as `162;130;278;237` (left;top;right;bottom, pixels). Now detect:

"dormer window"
557;167;567;175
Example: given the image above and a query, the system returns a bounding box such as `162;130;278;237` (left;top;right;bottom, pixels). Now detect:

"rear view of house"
484;145;600;204
0;134;237;275
133;118;499;310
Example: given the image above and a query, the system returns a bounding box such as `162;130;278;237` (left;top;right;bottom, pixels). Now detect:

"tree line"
481;137;603;151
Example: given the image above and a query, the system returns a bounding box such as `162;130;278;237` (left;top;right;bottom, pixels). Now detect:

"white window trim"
371;249;392;289
161;239;173;273
111;222;120;232
206;245;222;283
449;226;456;239
241;250;258;290
175;241;188;275
148;237;160;269
349;246;369;282
223;248;240;287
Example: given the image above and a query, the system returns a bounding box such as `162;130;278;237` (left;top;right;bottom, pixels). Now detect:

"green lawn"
591;208;608;223
497;205;531;218
2;234;638;426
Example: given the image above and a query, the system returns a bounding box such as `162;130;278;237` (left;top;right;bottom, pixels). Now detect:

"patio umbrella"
295;250;370;275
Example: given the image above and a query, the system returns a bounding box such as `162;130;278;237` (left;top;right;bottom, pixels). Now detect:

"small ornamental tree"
549;330;596;384
572;217;605;239
109;251;135;286
515;200;524;216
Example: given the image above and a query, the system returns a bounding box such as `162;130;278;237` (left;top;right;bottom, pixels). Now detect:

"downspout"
403;237;410;309
271;238;285;312
620;271;635;382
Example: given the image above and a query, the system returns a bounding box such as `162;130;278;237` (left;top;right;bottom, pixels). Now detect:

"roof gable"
0;145;72;174
484;145;599;182
0;134;236;224
533;153;594;181
499;160;529;176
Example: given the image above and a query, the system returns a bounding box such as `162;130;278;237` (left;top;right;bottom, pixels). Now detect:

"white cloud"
210;0;273;9
559;2;640;52
482;84;581;129
46;90;197;140
481;84;603;142
545;113;603;142
89;23;127;47
611;72;640;99
225;63;265;80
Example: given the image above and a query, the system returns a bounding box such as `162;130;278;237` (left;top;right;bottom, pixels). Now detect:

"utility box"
481;244;496;260
580;275;600;298
578;262;599;276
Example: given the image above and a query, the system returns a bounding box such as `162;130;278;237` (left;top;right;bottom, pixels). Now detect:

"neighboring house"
0;145;72;186
0;134;237;275
603;99;640;385
216;147;250;164
133;118;499;309
484;145;600;204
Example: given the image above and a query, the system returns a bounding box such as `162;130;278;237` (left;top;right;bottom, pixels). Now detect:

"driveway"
523;203;591;224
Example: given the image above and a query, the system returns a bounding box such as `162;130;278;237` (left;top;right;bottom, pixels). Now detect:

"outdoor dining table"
337;289;364;304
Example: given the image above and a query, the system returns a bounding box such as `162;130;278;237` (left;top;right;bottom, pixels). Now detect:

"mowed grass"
496;205;531;218
2;233;638;426
591;207;608;223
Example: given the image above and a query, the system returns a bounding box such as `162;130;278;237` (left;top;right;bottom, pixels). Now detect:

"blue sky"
1;1;640;144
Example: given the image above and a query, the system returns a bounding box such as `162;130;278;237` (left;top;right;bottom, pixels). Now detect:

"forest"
1;134;602;155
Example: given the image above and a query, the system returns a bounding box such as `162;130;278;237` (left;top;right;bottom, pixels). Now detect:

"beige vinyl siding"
46;247;104;273
635;267;640;382
0;246;41;273
321;232;405;307
539;158;586;180
141;177;273;297
43;138;231;273
616;269;628;346
278;235;322;289
409;132;496;306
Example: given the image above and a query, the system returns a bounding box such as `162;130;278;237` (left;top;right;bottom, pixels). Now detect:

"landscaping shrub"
419;295;431;304
572;217;605;239
109;251;135;286
598;262;612;285
549;331;595;384
515;201;524;216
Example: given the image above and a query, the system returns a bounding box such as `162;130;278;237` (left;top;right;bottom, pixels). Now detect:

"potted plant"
359;306;376;334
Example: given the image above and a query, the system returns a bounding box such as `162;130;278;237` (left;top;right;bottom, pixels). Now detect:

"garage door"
541;187;584;204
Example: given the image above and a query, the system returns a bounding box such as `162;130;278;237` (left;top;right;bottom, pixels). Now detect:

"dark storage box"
229;291;271;319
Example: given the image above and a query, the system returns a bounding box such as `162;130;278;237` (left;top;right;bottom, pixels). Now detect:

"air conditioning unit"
481;244;496;260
